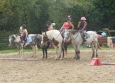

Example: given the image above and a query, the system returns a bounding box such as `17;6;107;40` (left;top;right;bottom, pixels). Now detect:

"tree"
93;0;115;30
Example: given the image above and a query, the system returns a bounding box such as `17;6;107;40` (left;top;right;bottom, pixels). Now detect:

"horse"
9;34;49;59
36;34;49;59
41;30;64;60
63;29;101;60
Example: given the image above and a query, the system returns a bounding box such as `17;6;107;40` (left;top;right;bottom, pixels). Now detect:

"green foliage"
0;0;115;36
93;0;115;30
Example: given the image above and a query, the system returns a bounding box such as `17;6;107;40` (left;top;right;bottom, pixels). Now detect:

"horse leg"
74;45;80;60
20;44;23;58
54;45;59;60
91;43;95;59
17;45;20;55
64;46;67;58
31;45;35;57
76;48;80;60
59;44;63;60
18;48;21;57
45;48;47;59
94;42;98;58
42;48;45;59
62;46;64;58
35;45;38;57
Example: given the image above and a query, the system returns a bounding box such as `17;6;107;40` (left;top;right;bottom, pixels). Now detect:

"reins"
69;31;80;41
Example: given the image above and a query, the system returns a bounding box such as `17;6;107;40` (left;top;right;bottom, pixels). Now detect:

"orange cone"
90;58;102;66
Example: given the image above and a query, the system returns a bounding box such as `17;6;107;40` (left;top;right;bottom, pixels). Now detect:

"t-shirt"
79;21;87;30
63;22;71;30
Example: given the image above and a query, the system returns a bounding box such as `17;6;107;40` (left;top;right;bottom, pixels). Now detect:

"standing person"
77;17;87;42
46;21;54;31
19;24;28;42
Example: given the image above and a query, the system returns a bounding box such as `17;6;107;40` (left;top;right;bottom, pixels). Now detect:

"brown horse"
41;30;63;60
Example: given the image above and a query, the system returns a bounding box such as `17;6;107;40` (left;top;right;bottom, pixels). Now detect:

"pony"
63;29;101;60
9;34;49;59
36;34;49;59
41;30;64;60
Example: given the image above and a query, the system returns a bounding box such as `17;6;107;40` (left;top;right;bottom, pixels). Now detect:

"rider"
46;21;54;47
46;21;54;31
60;15;74;31
77;17;87;42
19;24;28;43
60;15;74;37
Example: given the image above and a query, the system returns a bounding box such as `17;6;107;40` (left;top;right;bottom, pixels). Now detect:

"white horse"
41;30;63;60
9;34;38;58
64;29;101;60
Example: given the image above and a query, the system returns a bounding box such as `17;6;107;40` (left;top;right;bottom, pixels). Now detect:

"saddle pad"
86;33;90;39
26;36;32;43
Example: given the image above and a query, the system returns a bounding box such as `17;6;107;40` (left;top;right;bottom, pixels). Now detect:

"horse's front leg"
32;45;35;57
42;48;45;59
59;44;63;60
73;45;80;60
34;45;38;57
20;44;23;58
54;45;59;60
45;48;48;59
94;42;98;58
91;43;95;59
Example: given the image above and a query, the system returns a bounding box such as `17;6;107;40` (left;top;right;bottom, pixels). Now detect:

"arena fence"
0;37;10;50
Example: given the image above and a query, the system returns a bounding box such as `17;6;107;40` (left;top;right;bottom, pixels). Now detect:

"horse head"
9;34;21;46
41;32;49;46
9;35;15;47
63;30;70;43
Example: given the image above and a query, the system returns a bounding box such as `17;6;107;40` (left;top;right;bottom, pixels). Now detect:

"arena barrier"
90;58;115;66
0;58;38;61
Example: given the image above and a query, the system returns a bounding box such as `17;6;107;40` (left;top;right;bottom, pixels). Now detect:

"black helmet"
22;24;26;29
46;21;51;25
66;17;71;21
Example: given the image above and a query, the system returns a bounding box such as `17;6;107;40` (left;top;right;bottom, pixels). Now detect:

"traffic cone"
90;58;102;66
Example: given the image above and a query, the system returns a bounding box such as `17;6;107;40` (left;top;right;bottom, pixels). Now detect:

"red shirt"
63;22;71;30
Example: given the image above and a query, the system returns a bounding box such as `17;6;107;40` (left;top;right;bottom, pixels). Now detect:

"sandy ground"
0;49;115;83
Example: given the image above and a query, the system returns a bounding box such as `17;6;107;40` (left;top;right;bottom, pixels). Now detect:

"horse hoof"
76;58;80;60
60;58;63;60
55;58;58;60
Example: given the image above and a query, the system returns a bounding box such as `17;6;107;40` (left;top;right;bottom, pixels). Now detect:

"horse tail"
98;42;102;50
62;46;68;58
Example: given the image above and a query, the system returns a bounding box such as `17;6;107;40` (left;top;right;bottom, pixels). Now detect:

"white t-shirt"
19;26;28;34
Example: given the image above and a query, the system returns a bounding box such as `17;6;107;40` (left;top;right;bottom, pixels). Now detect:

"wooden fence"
0;37;10;50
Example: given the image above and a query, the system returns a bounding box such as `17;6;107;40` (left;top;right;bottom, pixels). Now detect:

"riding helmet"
22;24;26;29
46;21;51;25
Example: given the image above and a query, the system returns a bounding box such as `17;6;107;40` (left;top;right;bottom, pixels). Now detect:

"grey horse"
63;29;101;60
9;34;49;58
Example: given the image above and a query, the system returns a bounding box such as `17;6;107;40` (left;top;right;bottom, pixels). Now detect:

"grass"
0;46;114;54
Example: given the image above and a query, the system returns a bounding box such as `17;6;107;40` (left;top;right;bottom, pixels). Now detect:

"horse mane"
68;29;79;35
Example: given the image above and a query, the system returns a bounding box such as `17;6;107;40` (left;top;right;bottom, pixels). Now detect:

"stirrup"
82;39;86;45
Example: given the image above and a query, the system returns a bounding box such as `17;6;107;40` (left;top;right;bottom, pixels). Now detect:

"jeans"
81;30;86;38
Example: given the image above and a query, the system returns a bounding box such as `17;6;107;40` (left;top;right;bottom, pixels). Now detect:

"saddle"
20;35;32;44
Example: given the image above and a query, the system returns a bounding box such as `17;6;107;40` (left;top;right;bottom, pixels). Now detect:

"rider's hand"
59;29;62;32
79;30;82;32
25;37;27;41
